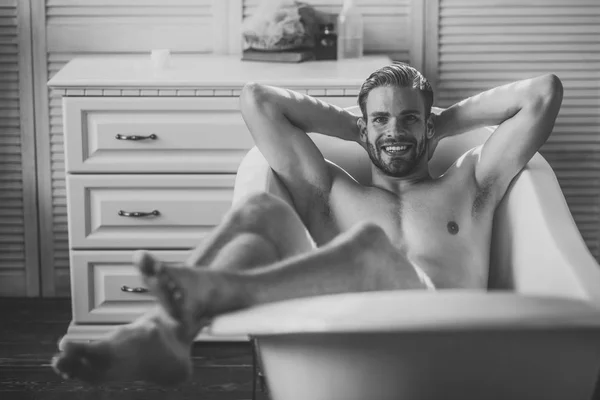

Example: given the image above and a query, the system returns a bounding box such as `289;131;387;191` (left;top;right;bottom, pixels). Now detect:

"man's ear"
426;113;436;140
357;117;368;148
425;113;439;161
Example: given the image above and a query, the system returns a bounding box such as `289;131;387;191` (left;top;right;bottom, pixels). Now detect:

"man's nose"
387;120;408;136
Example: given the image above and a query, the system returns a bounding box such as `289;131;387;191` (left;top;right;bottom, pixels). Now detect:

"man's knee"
347;222;411;282
334;222;394;259
349;222;390;247
229;192;296;231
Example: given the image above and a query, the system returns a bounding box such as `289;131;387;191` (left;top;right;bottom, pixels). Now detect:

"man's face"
358;86;433;177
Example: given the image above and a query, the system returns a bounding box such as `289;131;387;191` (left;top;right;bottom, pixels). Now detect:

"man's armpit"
312;186;333;219
471;180;495;218
457;149;500;218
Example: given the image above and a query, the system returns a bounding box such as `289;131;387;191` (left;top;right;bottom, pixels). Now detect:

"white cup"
151;49;171;71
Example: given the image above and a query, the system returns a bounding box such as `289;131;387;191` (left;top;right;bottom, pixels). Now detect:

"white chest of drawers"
48;54;390;345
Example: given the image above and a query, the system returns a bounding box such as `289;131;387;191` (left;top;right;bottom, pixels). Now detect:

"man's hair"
358;62;433;120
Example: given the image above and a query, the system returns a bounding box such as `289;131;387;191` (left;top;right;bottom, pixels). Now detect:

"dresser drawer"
63;96;357;173
71;250;192;323
66;174;235;249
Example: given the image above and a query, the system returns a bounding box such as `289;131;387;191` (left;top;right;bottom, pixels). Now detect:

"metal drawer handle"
115;134;157;141
118;210;160;217
121;285;148;293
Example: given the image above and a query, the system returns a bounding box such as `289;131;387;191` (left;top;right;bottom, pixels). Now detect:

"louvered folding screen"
0;0;38;296
39;0;216;297
32;0;600;296
434;0;600;260
243;0;414;62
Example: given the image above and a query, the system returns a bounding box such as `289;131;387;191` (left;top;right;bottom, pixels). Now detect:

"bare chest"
307;178;495;288
332;186;481;248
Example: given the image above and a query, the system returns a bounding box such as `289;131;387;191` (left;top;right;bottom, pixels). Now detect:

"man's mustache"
378;137;417;147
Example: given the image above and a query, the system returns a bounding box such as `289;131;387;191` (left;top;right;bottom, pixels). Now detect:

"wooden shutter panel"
434;0;600;260
0;0;39;296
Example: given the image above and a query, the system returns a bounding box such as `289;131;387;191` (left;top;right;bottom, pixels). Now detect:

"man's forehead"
366;86;425;113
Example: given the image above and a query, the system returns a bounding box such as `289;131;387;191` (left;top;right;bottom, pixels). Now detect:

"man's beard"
366;136;428;177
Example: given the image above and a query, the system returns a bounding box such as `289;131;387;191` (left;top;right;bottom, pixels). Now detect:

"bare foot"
51;307;192;386
135;250;248;334
52;250;249;386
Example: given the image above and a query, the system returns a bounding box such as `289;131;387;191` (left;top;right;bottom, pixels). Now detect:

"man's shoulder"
434;146;481;182
433;146;503;215
325;160;365;188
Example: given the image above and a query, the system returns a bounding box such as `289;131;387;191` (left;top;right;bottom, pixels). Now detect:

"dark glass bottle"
314;23;337;60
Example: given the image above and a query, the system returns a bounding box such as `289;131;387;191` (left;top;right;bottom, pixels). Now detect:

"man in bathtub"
52;63;563;385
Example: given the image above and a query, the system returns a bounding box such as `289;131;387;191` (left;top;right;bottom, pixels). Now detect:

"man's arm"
239;82;360;221
434;74;563;194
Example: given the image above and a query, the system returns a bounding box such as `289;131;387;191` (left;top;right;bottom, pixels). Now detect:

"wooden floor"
0;298;268;400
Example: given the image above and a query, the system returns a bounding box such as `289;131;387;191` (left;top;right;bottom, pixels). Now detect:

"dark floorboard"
0;298;268;400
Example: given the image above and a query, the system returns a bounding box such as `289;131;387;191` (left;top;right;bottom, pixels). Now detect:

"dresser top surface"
48;54;392;89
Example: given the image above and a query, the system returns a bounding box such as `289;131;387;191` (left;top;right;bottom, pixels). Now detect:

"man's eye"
373;117;387;124
406;115;418;122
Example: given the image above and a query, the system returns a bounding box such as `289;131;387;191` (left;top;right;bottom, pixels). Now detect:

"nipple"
447;221;459;235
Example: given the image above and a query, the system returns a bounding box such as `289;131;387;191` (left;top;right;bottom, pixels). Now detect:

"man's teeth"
384;145;408;152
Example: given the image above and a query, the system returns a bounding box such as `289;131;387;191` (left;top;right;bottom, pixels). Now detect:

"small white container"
151;49;171;71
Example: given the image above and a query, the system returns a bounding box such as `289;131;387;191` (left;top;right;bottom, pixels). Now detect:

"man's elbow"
239;82;283;130
240;82;271;111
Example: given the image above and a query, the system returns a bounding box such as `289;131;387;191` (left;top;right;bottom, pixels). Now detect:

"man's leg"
139;221;431;342
185;192;316;272
181;192;318;395
51;192;317;385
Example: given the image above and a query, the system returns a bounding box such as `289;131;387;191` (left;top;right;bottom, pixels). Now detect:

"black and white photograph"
1;0;600;399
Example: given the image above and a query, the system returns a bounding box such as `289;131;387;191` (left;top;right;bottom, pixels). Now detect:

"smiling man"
360;73;435;179
52;63;563;386
228;63;562;290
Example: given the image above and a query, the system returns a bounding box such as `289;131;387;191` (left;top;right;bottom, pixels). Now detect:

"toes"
132;250;185;320
52;342;81;379
157;267;186;320
51;354;71;380
52;341;110;384
133;250;160;277
165;274;184;303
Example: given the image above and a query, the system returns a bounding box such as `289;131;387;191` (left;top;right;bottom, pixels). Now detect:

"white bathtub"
208;107;600;400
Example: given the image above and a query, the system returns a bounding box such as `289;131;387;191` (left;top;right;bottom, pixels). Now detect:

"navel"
447;221;459;235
